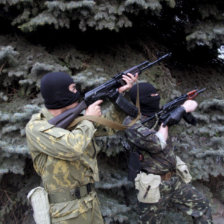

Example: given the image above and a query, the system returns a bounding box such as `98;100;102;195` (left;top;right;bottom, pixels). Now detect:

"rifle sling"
68;116;127;130
68;82;141;131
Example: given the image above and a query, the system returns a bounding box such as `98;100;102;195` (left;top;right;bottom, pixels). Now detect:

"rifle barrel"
197;88;206;94
140;53;172;72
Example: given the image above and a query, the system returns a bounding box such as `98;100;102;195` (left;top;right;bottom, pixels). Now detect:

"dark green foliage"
1;0;224;57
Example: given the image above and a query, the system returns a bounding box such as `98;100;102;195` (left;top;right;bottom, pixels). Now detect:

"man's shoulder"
123;116;156;137
123;116;141;132
26;111;53;134
26;112;41;127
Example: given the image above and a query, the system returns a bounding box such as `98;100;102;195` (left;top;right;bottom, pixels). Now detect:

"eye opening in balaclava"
129;82;160;116
40;72;81;109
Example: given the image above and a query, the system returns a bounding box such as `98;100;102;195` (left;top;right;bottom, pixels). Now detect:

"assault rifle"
142;88;206;126
48;53;171;128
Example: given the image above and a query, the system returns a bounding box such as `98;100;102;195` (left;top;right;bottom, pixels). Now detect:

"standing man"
26;71;137;224
123;82;213;224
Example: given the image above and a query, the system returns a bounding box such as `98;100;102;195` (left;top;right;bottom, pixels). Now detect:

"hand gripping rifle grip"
115;94;138;118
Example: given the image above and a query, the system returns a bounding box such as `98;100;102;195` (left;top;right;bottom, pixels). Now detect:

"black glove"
162;106;186;127
183;112;197;126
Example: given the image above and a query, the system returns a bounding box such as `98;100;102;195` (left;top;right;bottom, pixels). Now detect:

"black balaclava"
129;82;160;116
40;72;81;109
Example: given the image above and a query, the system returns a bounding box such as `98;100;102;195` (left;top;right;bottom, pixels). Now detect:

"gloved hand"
183;112;197;126
162;106;186;127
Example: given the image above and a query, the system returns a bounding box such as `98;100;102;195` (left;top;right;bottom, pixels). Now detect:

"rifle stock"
48;101;87;128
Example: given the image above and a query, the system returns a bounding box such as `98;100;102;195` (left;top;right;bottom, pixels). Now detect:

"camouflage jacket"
123;115;176;175
26;109;99;222
26;108;101;221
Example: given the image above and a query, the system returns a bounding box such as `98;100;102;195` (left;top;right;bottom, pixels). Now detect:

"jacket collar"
40;107;54;120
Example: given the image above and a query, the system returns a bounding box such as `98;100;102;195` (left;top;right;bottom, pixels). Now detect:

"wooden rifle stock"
48;101;87;128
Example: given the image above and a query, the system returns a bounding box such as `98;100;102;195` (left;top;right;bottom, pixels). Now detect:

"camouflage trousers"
52;195;104;224
137;176;213;224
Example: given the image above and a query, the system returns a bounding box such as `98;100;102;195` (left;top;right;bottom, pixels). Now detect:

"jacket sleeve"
125;121;165;153
26;119;96;161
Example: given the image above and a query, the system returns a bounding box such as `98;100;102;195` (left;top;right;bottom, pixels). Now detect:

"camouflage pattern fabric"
138;175;213;224
51;193;104;224
26;108;103;223
124;115;213;224
123;116;176;175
